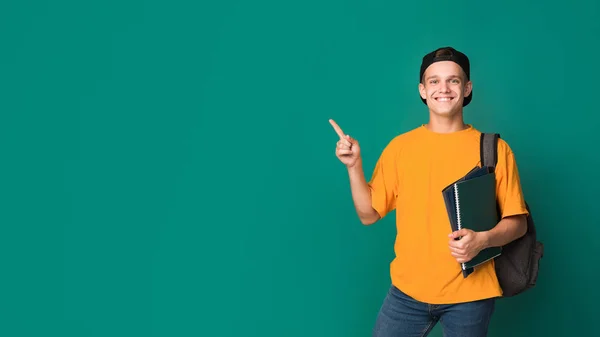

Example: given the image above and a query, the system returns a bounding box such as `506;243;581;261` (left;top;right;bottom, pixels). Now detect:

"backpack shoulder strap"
480;132;500;169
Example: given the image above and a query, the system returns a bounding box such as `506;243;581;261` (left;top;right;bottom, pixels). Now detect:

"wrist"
347;158;363;171
479;231;492;249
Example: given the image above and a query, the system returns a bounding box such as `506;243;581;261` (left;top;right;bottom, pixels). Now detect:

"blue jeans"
372;285;496;337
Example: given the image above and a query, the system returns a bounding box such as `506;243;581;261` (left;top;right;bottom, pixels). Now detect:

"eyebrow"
426;75;462;81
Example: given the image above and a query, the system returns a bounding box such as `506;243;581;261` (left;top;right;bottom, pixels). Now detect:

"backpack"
480;133;544;297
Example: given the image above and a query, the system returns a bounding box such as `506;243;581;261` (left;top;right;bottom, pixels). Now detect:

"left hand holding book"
448;228;488;265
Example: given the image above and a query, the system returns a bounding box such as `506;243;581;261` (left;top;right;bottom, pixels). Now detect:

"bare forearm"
347;160;380;225
482;214;527;248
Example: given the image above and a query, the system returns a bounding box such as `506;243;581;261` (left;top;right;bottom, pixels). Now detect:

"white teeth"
436;98;452;101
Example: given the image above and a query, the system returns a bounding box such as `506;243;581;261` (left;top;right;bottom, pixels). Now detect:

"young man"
329;47;529;337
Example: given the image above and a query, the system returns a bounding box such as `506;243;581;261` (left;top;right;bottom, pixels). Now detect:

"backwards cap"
419;46;472;107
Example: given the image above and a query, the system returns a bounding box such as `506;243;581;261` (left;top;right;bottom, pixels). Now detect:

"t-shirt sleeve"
368;141;399;219
495;140;529;218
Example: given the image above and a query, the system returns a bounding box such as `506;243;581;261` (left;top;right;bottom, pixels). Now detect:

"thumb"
448;229;469;238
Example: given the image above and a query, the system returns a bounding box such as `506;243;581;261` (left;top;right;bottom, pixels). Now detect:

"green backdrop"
1;0;598;336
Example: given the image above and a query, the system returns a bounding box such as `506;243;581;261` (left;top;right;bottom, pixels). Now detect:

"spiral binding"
453;183;466;270
453;183;462;230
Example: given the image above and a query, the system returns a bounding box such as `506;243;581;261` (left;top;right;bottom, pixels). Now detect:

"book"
442;166;502;277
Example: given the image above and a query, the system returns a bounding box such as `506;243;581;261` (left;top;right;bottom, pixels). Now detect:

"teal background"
1;0;598;336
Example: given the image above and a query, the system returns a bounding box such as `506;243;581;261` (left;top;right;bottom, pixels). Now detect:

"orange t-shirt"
368;124;529;304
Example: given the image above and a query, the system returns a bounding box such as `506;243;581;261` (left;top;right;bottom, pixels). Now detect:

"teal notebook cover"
442;167;502;275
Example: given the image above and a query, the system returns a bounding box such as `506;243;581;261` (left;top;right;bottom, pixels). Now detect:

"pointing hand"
329;119;361;168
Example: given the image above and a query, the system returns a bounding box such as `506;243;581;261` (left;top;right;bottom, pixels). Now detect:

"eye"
451;79;460;84
429;79;438;84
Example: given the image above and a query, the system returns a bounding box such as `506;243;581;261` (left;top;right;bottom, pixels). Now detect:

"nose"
439;82;450;93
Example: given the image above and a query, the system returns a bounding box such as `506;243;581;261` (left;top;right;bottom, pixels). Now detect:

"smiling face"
418;61;472;118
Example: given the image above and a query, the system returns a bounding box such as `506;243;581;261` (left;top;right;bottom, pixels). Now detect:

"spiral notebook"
442;166;502;278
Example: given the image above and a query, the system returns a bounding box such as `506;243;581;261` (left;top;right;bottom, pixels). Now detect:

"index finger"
329;119;346;139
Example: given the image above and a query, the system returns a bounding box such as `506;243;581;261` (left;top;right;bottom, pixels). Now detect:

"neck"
425;111;467;134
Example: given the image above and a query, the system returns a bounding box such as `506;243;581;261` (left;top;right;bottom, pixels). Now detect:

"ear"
418;82;426;100
464;80;472;98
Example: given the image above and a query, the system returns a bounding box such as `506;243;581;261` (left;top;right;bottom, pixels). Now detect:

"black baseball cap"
419;46;472;107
